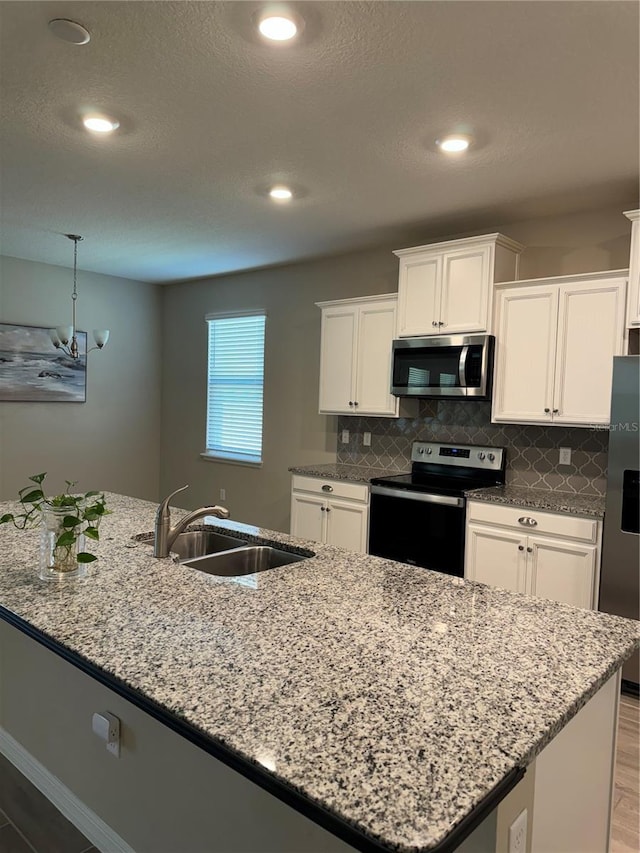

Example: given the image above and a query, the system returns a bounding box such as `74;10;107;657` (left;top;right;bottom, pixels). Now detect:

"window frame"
201;310;266;468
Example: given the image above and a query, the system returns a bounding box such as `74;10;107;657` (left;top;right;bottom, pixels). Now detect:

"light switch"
559;447;572;465
363;432;371;447
341;430;350;444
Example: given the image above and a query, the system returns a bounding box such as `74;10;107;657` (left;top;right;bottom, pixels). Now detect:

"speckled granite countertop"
289;462;399;483
466;485;606;519
0;493;637;853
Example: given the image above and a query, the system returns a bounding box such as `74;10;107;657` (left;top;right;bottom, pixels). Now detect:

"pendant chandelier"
49;234;110;360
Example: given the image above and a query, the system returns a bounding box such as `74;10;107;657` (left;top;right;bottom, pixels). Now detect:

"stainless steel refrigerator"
600;356;640;693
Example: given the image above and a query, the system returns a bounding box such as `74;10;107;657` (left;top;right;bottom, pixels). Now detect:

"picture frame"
0;323;87;403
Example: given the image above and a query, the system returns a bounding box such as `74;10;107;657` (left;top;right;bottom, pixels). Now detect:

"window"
204;312;266;465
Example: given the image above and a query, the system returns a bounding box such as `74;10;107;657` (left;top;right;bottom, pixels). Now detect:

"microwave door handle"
458;345;469;388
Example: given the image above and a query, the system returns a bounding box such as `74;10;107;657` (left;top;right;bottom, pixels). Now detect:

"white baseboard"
0;726;135;853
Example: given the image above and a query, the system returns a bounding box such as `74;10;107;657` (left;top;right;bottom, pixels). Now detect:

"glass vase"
39;506;87;581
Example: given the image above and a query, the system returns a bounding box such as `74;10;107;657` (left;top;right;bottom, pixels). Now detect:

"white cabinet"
317;294;399;417
492;271;627;426
290;475;369;553
624;209;640;327
465;501;601;609
394;234;523;337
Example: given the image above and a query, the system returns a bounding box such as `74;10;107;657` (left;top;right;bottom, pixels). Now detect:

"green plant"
1;473;108;568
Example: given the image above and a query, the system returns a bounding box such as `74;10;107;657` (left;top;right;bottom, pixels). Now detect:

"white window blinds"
205;313;266;465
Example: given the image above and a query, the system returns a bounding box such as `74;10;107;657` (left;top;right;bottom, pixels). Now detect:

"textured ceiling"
0;1;638;283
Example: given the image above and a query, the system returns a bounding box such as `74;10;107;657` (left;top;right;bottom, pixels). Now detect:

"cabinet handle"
439;321;445;326
354;401;359;407
432;321;438;327
321;484;334;493
518;545;524;551
326;507;331;513
553;409;559;414
348;401;353;407
320;506;325;512
518;516;538;527
544;408;550;413
527;546;533;553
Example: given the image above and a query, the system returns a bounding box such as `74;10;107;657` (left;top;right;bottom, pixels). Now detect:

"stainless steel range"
369;441;506;576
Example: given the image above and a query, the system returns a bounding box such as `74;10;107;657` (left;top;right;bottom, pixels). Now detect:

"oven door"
368;486;466;577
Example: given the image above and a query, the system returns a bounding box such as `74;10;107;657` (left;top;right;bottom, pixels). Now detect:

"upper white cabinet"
624;210;640;327
492;271;627;426
394;234;524;337
317;294;399;417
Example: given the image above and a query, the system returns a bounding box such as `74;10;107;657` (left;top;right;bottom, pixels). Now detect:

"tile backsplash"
337;401;609;496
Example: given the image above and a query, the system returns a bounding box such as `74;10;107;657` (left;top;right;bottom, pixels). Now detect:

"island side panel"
531;670;620;853
0;621;357;853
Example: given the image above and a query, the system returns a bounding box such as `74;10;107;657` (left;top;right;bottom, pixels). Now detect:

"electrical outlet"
559;447;572;465
363;432;371;447
341;429;350;444
509;808;528;853
220;488;226;500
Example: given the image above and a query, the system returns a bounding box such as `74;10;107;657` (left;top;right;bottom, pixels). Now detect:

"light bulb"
437;135;472;153
258;15;297;41
269;186;293;201
83;115;120;134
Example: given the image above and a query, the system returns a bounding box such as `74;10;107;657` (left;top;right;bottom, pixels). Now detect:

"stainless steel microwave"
391;334;495;399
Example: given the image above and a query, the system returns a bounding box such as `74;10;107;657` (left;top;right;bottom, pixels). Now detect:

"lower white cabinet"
290;475;369;553
465;501;601;609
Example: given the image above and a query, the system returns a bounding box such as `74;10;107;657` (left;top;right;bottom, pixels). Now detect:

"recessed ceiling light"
258;14;298;41
83;115;120;134
436;134;472;153
269;185;293;201
48;18;91;45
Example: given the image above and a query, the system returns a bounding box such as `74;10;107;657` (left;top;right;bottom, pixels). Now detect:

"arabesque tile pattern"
337;401;609;496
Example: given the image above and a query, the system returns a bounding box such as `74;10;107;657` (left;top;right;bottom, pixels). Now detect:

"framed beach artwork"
0;323;87;403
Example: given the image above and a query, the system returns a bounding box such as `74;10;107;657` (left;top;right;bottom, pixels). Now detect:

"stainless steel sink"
141;530;247;561
184;545;307;576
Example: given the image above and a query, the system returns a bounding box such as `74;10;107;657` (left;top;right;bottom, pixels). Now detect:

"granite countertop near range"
288;462;400;483
0;493;637;853
466;484;606;519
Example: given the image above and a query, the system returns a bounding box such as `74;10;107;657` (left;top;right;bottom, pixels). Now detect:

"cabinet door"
326;499;368;553
397;254;442;337
553;280;626;425
528;536;597;609
355;300;398;416
626;213;640;327
465;524;527;593
290;493;326;544
440;245;491;334
492;285;558;424
318;306;357;414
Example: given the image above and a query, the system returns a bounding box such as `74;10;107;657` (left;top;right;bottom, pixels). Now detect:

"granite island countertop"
0;493;637;853
466;485;606;519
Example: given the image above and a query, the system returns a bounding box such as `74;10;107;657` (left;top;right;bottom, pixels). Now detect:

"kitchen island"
0;493;637;853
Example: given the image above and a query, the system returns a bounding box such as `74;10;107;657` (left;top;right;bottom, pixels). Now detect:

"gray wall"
0;255;162;502
160;206;633;531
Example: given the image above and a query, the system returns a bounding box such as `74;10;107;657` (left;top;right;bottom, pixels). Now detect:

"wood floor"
611;692;640;853
0;693;638;853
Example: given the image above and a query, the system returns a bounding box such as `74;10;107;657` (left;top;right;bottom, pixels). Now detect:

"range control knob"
426;447;432;455
477;452;486;461
487;453;495;462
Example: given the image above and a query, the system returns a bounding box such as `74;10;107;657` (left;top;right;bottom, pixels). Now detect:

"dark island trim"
0;609;525;853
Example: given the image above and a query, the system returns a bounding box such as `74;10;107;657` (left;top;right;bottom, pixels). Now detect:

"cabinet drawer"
467;500;597;543
291;475;369;504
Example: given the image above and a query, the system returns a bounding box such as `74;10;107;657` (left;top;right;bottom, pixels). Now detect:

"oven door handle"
371;485;464;507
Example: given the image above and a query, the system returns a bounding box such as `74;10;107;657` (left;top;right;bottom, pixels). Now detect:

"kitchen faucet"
154;485;229;558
